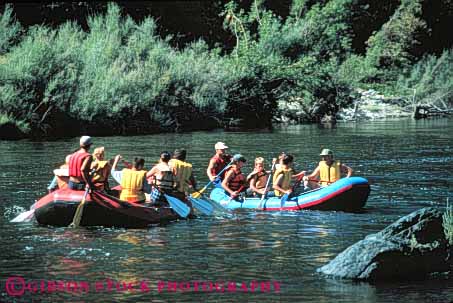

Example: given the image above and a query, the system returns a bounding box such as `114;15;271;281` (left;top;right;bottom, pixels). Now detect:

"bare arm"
222;170;236;196
81;156;93;187
146;166;159;179
304;166;320;181
341;164;353;177
293;170;306;179
250;175;266;195
112;155;121;171
206;159;217;182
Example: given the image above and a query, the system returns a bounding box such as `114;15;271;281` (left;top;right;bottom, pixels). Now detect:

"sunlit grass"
443;198;453;246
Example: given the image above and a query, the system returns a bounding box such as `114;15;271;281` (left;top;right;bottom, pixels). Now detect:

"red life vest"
226;167;246;191
69;151;91;178
210;154;231;179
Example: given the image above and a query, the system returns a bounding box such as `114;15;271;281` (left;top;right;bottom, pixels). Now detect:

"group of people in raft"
53;136;353;205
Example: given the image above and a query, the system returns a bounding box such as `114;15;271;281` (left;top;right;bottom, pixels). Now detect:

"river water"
1;118;452;302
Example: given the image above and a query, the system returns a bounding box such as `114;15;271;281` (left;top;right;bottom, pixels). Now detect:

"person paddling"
246;157;274;197
146;152;176;204
303;149;353;189
47;155;72;191
68;136;94;190
207;142;232;186
112;155;147;203
169;149;196;195
272;154;295;197
90;147;111;191
222;154;247;199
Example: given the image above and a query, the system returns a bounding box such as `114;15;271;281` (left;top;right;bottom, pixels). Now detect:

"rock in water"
317;208;452;281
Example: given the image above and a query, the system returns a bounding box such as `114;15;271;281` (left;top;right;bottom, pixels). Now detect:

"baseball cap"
214;142;228;150
80;136;92;147
320;148;333;156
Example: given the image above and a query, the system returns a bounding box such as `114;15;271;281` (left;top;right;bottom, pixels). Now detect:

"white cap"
79;135;92;147
214;142;228;150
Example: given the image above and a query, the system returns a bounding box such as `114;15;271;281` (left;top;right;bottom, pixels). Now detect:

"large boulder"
317;207;452;281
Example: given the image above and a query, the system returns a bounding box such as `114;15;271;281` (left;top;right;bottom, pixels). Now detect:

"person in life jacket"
303;148;353;189
146;151;176;203
90;147;111;191
222;154;247;198
111;155;147;203
207;142;232;185
246;157;273;197
68;136;94;190
273;154;295;197
169;149;196;195
47;154;71;191
274;151;306;185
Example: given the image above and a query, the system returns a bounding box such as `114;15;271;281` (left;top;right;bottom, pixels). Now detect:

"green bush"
393;48;453;106
0;1;451;137
0;4;22;55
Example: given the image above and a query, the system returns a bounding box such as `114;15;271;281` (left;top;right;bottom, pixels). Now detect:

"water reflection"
0;118;452;302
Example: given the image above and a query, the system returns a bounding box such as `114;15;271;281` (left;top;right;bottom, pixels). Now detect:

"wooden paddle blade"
191;185;208;199
191;191;202;199
10;209;35;223
164;194;191;218
188;197;213;215
69;188;90;228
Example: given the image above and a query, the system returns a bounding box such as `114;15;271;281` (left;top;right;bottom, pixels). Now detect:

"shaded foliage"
0;1;452;138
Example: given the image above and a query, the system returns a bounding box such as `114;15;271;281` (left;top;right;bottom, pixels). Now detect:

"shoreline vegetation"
0;1;452;140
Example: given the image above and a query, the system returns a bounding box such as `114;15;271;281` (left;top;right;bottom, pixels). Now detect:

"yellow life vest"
319;160;341;186
91;160;109;183
169;159;193;193
273;168;293;197
120;169;146;202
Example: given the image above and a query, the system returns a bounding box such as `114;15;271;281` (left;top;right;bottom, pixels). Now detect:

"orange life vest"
226;166;246;191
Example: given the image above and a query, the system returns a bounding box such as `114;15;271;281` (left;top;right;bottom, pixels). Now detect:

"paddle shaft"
260;161;276;201
192;161;234;197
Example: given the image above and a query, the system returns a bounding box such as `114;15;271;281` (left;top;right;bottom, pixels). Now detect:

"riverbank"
1;2;452;142
0;106;448;140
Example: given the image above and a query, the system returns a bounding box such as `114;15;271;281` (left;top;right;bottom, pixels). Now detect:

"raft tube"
33;189;181;228
209;176;370;211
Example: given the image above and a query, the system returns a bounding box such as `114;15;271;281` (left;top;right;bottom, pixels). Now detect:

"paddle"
163;193;191;218
191;154;240;199
69;185;91;227
190;191;230;214
226;185;245;203
47;176;58;192
280;174;304;207
10;209;35;223
258;160;277;209
187;196;213;215
11;174;57;223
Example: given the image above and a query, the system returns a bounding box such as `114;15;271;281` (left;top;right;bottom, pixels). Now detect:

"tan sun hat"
320;148;333;156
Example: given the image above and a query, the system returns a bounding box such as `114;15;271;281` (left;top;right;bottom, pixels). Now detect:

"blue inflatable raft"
209;177;370;211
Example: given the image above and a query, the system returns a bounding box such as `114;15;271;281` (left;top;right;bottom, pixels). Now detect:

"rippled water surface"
1;119;452;302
